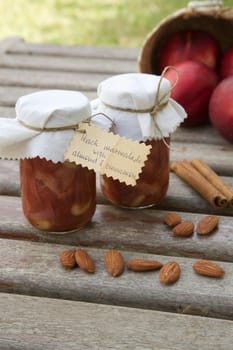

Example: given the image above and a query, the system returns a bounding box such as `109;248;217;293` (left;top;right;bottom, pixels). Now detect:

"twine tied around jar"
100;66;179;148
18;67;179;148
18;113;115;134
17;119;87;132
151;66;179;148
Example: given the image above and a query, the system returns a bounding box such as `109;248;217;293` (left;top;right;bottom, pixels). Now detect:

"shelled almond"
104;249;125;277
163;212;220;237
59;247;225;286
159;261;181;285
60;249;76;269
164;213;182;227
172;221;194;237
193;259;224;278
75;249;95;273
127;259;163;272
197;215;219;235
60;248;95;273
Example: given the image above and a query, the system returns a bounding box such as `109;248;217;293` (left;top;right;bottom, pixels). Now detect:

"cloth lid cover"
0;90;91;162
91;73;187;140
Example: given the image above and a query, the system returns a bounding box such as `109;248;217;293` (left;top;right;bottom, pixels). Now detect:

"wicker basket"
138;0;233;74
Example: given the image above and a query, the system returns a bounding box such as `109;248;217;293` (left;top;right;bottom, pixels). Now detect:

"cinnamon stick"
171;160;228;208
191;159;233;208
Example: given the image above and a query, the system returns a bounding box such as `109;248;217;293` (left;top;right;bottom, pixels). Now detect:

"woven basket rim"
139;5;233;74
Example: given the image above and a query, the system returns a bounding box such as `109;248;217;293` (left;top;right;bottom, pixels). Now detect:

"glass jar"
100;138;170;208
0;89;97;232
20;157;96;232
91;73;187;208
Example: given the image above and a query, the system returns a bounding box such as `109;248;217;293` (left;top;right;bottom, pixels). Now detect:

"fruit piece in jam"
100;138;170;208
20;157;96;232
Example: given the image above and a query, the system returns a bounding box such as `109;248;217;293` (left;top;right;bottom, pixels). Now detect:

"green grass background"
0;0;232;47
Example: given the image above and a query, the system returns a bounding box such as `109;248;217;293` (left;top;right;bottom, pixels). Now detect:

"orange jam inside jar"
100;138;170;208
20;157;96;232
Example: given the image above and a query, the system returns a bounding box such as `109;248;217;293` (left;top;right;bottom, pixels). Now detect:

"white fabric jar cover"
91;72;187;141
0;90;91;163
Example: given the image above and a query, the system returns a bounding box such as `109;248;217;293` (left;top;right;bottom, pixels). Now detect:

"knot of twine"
151;65;179;117
101;66;179;147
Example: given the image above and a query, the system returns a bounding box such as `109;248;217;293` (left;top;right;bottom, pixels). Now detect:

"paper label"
64;123;152;186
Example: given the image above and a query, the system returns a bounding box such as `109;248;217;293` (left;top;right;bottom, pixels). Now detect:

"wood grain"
0;52;137;74
0;106;15;118
0;36;232;341
0;160;20;196
0;36;23;53
0;239;232;320
0;196;232;262
0;86;97;108
171;124;229;145
0;67;110;91
0;108;228;148
1;292;232;350
0;36;139;60
159;173;233;215
1;159;233;216
170;142;233;176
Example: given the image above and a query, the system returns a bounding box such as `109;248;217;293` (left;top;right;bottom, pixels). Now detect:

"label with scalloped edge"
64;123;152;186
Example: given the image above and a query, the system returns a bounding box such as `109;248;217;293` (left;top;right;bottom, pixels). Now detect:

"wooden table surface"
0;36;233;350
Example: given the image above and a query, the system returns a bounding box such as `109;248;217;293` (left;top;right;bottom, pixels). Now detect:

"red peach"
220;48;233;79
209;76;233;143
159;30;220;72
165;60;219;126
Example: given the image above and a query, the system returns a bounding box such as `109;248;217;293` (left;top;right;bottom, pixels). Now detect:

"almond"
164;213;182;227
159;261;181;284
75;249;95;273
197;215;219;235
105;249;124;277
127;259;163;272
172;221;194;237
60;249;76;269
193;259;224;278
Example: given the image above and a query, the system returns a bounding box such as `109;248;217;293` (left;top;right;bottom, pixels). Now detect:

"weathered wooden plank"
0;93;230;149
170;142;233;176
0;106;15;118
0;196;232;262
0;98;232;159
1;159;233;216
0;86;41;107
0;86;97;108
0;105;229;147
0;68;110;90
0;239;232;320
0;107;229;152
1;293;232;350
0;36;139;60
0;52;137;74
0;36;23;53
0;160;20;196
159;173;233;215
172;124;229;145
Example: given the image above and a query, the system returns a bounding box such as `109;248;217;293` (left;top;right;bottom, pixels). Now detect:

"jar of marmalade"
20;158;96;232
92;73;186;208
0;90;96;232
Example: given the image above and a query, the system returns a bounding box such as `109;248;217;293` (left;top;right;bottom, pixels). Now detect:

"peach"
159;30;220;72
165;60;219;126
220;48;233;79
209;76;233;143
